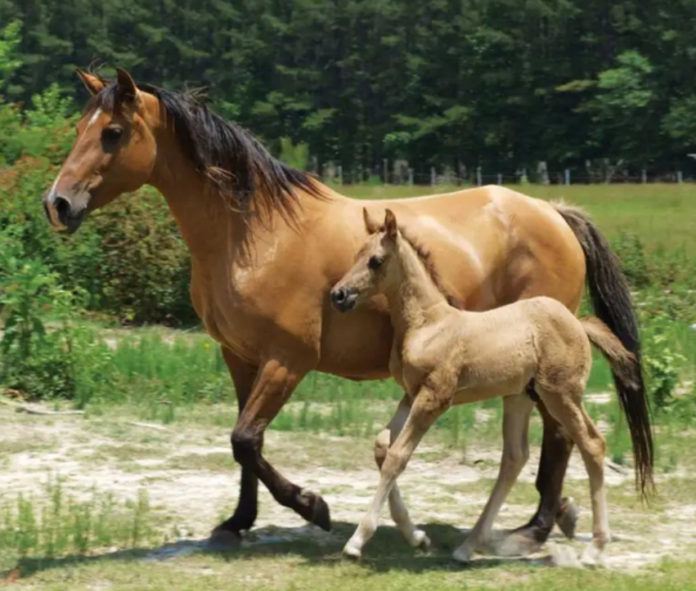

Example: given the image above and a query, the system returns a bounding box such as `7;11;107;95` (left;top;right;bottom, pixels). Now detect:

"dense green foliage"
1;1;696;178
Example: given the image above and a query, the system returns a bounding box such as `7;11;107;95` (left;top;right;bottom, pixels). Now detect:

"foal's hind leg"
453;394;535;562
538;387;610;564
374;396;430;549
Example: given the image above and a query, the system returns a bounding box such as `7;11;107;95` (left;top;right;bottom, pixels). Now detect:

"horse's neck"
386;242;448;340
147;140;236;261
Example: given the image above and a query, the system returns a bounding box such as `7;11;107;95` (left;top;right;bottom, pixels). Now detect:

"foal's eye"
368;256;383;270
101;126;123;145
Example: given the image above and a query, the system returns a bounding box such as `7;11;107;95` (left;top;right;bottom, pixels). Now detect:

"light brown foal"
331;208;641;564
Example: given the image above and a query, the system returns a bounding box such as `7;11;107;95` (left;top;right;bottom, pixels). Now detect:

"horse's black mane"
90;80;323;221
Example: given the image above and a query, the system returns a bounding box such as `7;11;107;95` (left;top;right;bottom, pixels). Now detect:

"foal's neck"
385;241;449;338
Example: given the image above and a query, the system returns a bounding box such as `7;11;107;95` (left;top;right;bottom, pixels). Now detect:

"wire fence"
315;163;695;186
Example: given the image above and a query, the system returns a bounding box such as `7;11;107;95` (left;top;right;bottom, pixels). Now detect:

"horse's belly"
316;306;393;379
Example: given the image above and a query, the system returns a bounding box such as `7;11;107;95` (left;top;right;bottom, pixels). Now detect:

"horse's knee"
231;427;260;467
374;429;390;467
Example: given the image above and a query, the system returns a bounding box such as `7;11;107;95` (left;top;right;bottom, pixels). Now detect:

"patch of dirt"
1;407;694;573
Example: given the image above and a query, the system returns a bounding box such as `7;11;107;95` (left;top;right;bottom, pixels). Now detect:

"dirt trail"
1;407;694;572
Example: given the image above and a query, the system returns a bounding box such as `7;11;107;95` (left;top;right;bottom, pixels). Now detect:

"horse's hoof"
556;497;579;539
410;529;431;551
342;541;362;560
310;495;332;531
207;527;242;550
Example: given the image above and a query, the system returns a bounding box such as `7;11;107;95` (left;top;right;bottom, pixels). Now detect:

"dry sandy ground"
1;404;695;572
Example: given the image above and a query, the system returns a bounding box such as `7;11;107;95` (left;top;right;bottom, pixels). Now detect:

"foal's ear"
362;207;381;234
384;209;398;239
76;69;105;96
115;68;139;104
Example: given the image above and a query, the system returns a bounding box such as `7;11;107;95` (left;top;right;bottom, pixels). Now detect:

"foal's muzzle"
330;287;358;312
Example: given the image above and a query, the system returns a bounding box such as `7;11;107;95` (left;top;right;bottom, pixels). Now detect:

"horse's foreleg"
229;358;331;530
344;386;446;559
504;402;577;553
210;348;259;544
453;394;534;562
374;396;430;550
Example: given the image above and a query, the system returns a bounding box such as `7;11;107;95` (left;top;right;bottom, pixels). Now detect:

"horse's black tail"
555;203;654;498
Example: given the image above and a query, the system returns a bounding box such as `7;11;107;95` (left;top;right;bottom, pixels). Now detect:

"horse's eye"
368;256;383;270
101;126;123;145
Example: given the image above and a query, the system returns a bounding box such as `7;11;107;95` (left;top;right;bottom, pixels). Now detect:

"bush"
0;157;195;324
0;226;78;398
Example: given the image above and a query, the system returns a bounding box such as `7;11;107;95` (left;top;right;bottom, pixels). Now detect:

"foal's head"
331;208;403;312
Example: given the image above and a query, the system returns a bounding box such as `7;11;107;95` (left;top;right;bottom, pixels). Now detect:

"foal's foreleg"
344;386;446;559
374;396;430;549
453;394;535;562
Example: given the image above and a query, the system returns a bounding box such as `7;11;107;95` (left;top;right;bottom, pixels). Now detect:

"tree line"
1;0;696;181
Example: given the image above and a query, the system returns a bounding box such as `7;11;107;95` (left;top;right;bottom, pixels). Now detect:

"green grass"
2;183;696;589
0;479;163;572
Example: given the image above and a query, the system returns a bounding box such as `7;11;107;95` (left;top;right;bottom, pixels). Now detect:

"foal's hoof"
580;542;604;567
342;541;363;560
410;529;431;551
452;543;474;563
207;527;242;550
492;531;543;557
556;497;579;539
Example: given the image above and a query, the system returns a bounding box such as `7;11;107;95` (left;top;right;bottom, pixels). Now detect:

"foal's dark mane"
399;229;462;309
89;80;324;221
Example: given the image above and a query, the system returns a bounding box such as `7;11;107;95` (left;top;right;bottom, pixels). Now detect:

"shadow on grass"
4;521;554;580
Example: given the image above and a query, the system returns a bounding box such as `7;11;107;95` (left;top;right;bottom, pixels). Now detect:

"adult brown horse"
42;69;652;554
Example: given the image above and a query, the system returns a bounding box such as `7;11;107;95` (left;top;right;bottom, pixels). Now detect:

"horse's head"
331;208;400;312
43;69;159;232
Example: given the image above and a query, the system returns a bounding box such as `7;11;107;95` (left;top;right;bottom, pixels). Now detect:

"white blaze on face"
86;107;102;128
46;172;62;204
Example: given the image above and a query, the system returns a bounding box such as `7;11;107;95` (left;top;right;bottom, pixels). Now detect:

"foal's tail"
556;203;654;498
581;317;641;395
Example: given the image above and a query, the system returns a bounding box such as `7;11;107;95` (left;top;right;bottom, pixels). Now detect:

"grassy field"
1;183;696;589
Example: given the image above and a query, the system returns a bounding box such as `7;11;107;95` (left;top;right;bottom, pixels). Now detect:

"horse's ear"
363;207;381;234
115;68;138;103
384;209;398;239
76;69;105;96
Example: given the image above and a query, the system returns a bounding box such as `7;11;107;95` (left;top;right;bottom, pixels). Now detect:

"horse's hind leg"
539;386;610;563
453;394;535;562
374;396;430;549
344;386;447;559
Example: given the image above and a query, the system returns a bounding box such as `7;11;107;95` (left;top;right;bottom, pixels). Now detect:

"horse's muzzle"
44;194;87;233
330;287;358;312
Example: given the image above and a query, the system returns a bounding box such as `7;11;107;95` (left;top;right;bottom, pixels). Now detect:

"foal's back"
422;296;592;403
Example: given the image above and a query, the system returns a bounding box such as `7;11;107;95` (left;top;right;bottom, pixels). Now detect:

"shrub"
0;157;195;324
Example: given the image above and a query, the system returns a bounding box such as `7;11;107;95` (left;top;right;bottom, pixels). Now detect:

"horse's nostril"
332;289;346;303
54;196;71;224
